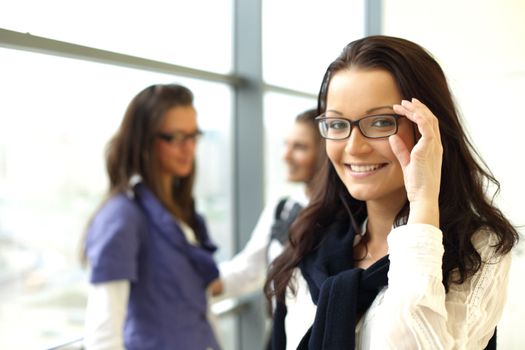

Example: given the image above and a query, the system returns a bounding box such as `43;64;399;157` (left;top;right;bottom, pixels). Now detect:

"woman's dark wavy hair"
265;35;519;302
81;84;200;263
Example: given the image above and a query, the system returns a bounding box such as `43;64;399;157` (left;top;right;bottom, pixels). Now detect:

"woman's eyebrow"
365;105;395;114
325;105;395;116
325;109;343;115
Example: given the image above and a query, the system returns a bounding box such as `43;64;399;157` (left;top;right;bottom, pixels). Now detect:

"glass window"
0;0;233;73
0;47;233;349
262;0;365;93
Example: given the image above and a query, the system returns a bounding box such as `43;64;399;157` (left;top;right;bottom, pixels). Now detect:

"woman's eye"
328;120;348;130
370;117;395;128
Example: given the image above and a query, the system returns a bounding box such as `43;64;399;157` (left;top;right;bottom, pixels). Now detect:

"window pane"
0;0;233;73
262;0;365;93
0;47;233;349
263;92;317;202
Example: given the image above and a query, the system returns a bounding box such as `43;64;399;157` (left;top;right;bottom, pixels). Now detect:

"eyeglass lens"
158;130;201;144
318;115;398;139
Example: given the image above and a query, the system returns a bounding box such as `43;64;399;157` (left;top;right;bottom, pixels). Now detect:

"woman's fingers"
390;98;443;207
389;134;410;169
393;98;441;144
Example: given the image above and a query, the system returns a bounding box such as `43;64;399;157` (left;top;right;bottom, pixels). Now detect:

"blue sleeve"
86;195;145;283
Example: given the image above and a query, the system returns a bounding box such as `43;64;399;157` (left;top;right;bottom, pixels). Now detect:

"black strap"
269;198;303;245
274;198;288;221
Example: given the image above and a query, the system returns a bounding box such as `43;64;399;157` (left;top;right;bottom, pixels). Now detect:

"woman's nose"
179;138;197;153
344;126;372;155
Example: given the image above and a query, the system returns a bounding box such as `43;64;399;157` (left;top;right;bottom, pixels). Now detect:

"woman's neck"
304;182;313;199
365;198;406;250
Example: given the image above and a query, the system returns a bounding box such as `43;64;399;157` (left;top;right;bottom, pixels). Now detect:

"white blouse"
355;224;511;349
284;224;511;350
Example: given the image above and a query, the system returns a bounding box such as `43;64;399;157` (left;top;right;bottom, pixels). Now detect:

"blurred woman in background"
83;84;222;350
219;108;324;347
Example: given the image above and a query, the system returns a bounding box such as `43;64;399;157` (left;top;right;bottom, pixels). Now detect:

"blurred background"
0;0;523;349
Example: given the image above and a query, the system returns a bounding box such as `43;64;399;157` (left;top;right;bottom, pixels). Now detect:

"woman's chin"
172;166;193;178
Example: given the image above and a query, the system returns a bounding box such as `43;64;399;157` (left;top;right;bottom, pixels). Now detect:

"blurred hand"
208;278;224;296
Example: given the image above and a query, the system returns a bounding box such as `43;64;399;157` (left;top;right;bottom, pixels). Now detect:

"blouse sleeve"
86;197;145;283
83;280;130;350
374;224;511;350
218;202;275;299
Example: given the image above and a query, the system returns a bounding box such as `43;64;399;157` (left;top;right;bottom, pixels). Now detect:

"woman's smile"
344;162;388;176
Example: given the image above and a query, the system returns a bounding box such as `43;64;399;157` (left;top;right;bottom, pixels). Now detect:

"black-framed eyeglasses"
316;114;403;140
157;129;203;145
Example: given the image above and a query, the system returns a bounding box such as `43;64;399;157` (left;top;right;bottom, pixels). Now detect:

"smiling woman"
323;69;411;208
265;35;519;350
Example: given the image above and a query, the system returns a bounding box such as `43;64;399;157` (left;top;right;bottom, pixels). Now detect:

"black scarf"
270;220;497;349
298;221;388;349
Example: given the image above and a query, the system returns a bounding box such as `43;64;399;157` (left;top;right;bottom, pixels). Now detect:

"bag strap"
269;197;303;245
274;197;289;221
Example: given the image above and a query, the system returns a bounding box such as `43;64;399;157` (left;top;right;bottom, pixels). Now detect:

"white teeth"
349;164;383;173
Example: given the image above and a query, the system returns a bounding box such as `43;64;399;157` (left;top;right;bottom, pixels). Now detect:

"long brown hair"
265;35;519;302
105;84;197;226
81;84;200;263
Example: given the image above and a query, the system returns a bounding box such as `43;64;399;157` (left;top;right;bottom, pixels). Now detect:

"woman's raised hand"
389;98;443;228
